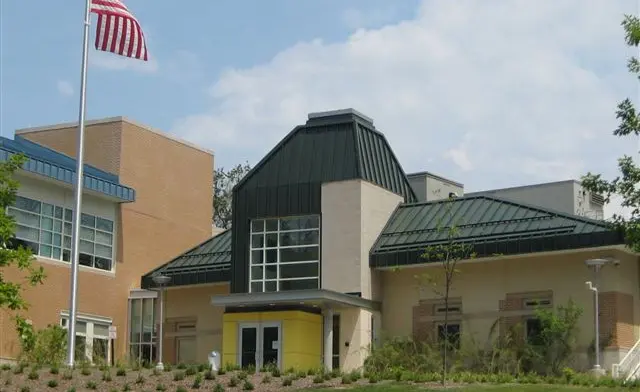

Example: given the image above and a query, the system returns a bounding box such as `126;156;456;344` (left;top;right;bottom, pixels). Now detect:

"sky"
0;0;638;219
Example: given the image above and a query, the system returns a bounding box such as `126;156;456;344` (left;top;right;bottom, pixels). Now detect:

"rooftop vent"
307;108;374;125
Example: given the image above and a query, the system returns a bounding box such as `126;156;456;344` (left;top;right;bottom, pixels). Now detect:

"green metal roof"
233;109;417;202
141;229;231;289
370;195;625;267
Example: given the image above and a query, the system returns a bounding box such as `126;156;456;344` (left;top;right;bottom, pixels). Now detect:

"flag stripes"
90;0;148;61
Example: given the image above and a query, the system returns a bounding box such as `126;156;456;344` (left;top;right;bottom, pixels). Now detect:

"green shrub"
349;370;361;382
312;374;324;384
185;366;197;376
218;368;226;375
66;388;76;392
116;367;126;377
204;369;215;380
80;366;91;376
102;370;112;382
20;386;30;392
282;377;293;386
295;370;306;379
122;383;131;391
228;376;239;387
213;383;225;392
49;366;59;375
155;384;167;391
135;373;145;384
330;368;341;378
341;375;352;384
1;364;11;371
177;363;187;370
163;363;172;372
85;380;97;390
176;387;187;392
28;369;39;380
13;363;25;374
192;374;203;389
242;380;254;390
237;371;248;380
62;369;73;380
271;368;281;378
20;325;67;367
47;379;59;388
262;374;272;383
197;363;208;372
173;371;185;381
368;373;379;383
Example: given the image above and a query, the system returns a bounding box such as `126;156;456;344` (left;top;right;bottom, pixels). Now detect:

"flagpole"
66;0;93;367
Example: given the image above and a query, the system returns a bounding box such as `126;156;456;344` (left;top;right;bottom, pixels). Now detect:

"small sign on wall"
109;326;117;340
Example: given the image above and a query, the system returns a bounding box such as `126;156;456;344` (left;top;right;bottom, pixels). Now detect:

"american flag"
90;0;148;61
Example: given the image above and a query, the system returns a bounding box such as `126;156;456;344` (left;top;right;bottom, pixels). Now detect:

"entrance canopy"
211;289;380;311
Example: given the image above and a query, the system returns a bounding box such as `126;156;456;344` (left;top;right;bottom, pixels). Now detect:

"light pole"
152;274;171;371
585;257;616;375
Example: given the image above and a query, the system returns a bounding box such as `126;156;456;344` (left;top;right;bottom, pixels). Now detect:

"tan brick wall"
498;290;553;339
599;291;635;349
412;297;462;343
2;119;213;361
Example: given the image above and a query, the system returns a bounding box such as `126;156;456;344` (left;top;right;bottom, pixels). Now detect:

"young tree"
581;15;640;251
0;154;45;336
417;196;476;385
213;162;252;229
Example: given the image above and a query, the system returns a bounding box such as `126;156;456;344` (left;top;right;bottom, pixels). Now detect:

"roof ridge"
398;194;612;229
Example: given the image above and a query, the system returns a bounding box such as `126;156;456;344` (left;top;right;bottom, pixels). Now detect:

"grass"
310;384;634;391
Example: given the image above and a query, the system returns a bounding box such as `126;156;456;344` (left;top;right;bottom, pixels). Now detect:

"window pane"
64;235;72;249
94;324;110;337
64;208;72;222
141;298;154;343
280;247;319;263
265;233;278;247
41;217;54;231
53;233;62;247
76;321;87;334
63;250;70;262
79;253;93;267
75;335;87;362
265;219;278;232
80;240;94;254
80;227;95;241
41;231;53;245
95;244;112;258
129;345;140;362
266;249;277;264
251;220;264;233
14;196;41;213
53;219;62;233
280;216;319;231
40;245;53;258
54;206;64;220
11;209;40;227
250;282;263;293
130;299;142;343
96;218;114;232
42;204;54;217
265;281;277;292
251;234;264;248
81;213;96;227
95;231;113;245
251;250;263;265
279;279;318;291
16;225;39;242
280;230;319;247
93;338;109;363
64;223;72;236
251;266;263;280
265;265;277;279
280;262;318;279
94;257;112;271
52;247;62;260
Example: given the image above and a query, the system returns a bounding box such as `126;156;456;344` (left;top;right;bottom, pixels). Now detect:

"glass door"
239;323;258;369
238;322;281;369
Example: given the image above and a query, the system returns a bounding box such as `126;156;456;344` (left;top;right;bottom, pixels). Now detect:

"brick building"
0;117;213;364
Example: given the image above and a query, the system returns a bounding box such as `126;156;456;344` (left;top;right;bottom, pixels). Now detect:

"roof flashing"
307;108;374;126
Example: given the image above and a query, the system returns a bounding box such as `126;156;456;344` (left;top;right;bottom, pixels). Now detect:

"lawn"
312;384;633;392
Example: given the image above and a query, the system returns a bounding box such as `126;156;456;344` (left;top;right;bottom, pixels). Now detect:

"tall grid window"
128;297;156;365
8;195;115;271
249;215;320;292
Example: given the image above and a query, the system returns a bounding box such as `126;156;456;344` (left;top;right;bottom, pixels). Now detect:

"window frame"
7;195;116;273
60;313;113;365
127;297;157;365
435;322;461;350
248;215;321;293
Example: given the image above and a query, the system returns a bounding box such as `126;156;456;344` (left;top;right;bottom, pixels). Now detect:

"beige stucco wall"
163;284;229;364
321;179;402;300
381;248;640;371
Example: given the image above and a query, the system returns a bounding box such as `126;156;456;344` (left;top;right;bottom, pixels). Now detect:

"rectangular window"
8;195;115;272
60;315;112;365
249;215;320;292
128;297;157;365
436;323;461;349
525;317;543;345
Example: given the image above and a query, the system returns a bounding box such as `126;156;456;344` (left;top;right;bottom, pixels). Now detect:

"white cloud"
56;80;74;97
341;6;400;30
172;0;637;195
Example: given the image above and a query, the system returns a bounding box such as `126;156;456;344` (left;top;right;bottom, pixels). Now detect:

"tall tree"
581;15;640;251
213;162;252;229
416;196;476;385
0;154;45;336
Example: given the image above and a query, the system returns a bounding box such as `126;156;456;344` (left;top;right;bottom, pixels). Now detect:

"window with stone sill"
7;195;115;272
249;215;320;293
